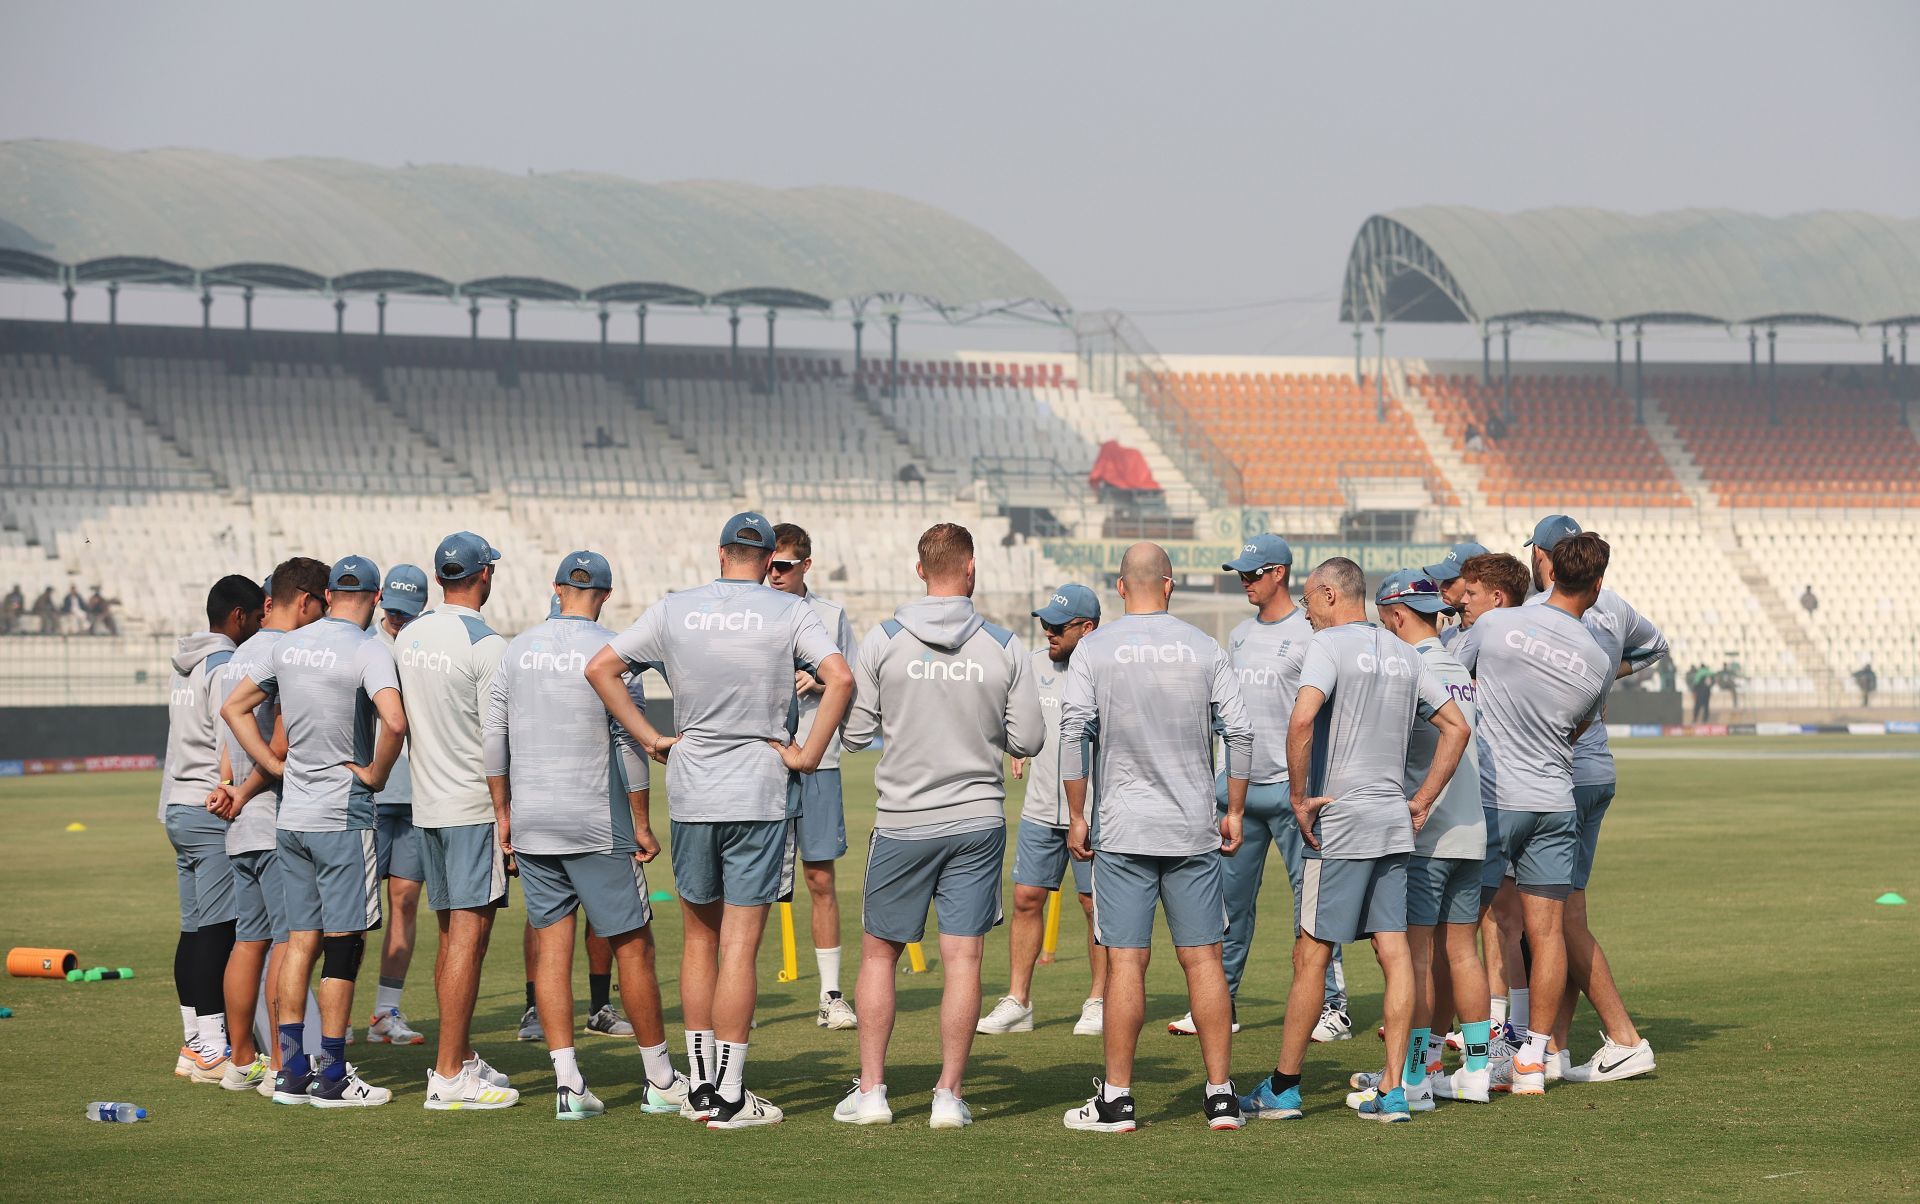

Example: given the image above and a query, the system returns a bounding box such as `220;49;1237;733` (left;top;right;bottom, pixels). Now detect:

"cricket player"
1423;541;1488;648
368;562;428;1046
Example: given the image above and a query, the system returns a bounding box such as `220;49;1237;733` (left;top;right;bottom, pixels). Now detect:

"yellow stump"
904;941;929;974
776;901;799;983
1038;890;1063;964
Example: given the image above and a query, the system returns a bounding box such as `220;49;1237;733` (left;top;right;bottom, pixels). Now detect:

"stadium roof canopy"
1341;206;1920;330
0;140;1069;322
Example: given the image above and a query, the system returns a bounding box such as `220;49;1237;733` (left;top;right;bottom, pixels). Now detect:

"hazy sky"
1;1;1914;362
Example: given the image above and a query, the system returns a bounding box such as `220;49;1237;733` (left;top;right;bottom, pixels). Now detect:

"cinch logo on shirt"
281;646;338;670
1116;642;1197;664
1237;665;1282;686
519;647;588;673
1040;692;1060;710
683;610;764;632
1505;628;1596;681
907;652;986;682
1356;651;1413;677
1445;680;1476;704
402;642;455;673
169;684;197;707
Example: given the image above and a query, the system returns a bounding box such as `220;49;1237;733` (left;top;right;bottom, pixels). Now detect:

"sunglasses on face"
770;559;804;573
1238;566;1277;584
1042;619;1083;637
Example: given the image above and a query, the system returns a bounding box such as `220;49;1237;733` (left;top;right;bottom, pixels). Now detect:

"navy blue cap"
435;530;502;580
719;512;776;550
554;550;613;591
1423;541;1490;583
1525;514;1582;551
329;555;380;593
547;593;563;619
1032;583;1101;625
1223;533;1294;573
382;564;430;617
1375;568;1451;615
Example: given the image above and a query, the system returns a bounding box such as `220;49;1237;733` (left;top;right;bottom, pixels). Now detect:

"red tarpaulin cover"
1088;440;1160;492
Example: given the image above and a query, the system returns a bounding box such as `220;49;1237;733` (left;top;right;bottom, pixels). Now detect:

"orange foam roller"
8;947;78;978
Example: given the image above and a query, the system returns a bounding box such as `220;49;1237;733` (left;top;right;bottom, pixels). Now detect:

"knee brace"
320;934;365;982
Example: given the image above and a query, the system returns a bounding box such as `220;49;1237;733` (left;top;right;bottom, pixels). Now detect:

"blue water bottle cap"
135;1107;148;1119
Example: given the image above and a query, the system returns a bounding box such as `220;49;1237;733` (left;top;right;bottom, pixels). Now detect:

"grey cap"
1375;568;1451;615
1032;583;1101;625
1223;533;1294;574
547;592;563;620
554;550;613;591
1422;540;1490;582
719;511;776;550
381;564;430;617
435;530;502;580
328;555;380;593
1525;514;1582;551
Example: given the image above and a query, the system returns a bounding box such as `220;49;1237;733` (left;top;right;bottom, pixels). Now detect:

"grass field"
2;737;1915;1200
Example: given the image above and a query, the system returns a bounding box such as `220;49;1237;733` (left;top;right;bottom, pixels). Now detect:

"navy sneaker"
272;1067;313;1106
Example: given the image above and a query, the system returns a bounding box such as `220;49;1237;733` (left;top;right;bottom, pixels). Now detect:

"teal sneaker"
1357;1085;1412;1123
1237;1078;1303;1120
555;1083;606;1121
642;1071;691;1115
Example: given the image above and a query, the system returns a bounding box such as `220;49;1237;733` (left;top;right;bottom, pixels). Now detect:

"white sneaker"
1431;1065;1491;1103
1167;1009;1240;1036
585;1005;634;1037
1064;1081;1137;1132
1547;1048;1569;1082
817;991;858;1030
643;1070;691;1115
1562;1034;1656;1083
1073;998;1105;1036
832;1081;893;1126
309;1064;391;1108
424;1066;520;1110
187;1044;231;1084
174;1046;194;1078
1348;1068;1385;1092
367;1007;425;1045
929;1087;972;1130
976;995;1034;1034
516;1006;544;1042
555;1083;605;1120
221;1054;271;1093
1404;1076;1435;1112
465;1053;510;1088
1443;1029;1465;1052
706;1089;783;1129
1311;1006;1352;1043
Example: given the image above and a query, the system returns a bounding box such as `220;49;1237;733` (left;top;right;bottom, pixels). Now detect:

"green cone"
1875;892;1907;905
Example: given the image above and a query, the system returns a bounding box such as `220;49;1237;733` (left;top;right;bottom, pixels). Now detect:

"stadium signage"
1040;539;1452;575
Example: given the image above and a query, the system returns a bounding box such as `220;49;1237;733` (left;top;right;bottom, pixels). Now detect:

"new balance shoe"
1073;997;1105;1036
1167;1006;1240;1036
1063;1081;1137;1133
516;1006;544;1042
642;1071;692;1115
309;1064;392;1108
977;995;1034;1034
1237;1078;1303;1120
465;1052;511;1088
585;1005;634;1038
1204;1089;1245;1131
817;991;858;1031
1356;1085;1412;1122
1509;1056;1547;1097
706;1089;783;1129
1562;1034;1656;1083
555;1083;605;1121
367;1007;425;1045
186;1044;231;1084
272;1067;313;1106
1311;1006;1353;1043
221;1054;271;1093
929;1087;972;1130
424;1066;519;1110
833;1081;893;1126
1431;1065;1491;1103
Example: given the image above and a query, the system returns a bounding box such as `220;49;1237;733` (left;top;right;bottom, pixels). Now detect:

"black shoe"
1064;1079;1137;1132
1204;1088;1245;1131
687;1081;720;1121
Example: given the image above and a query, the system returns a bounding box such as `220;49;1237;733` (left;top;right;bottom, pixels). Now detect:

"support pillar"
728;305;741;379
887;312;900;399
200;287;212;333
1901;326;1910;427
469;300;481;342
597;306;609;348
63;284;75;325
636;304;649;406
1353;325;1363;385
1483;327;1492;387
1501;323;1512;422
1749;328;1758;386
376;292;387;338
852;316;865;395
1613;323;1622;391
243;287;254;332
765;308;778;396
1374;322;1387;422
334;297;345;337
507;297;517;345
108;281;119;327
1634;323;1644;418
1767;325;1778;425
1882;328;1892;391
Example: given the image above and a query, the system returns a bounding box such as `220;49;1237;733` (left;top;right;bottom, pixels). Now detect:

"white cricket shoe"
1548;1048;1569;1082
465;1052;511;1088
585;1005;634;1037
187;1044;231;1084
367;1007;425;1045
706;1089;783;1129
424;1066;519;1110
1311;1006;1353;1042
1404;1076;1435;1112
309;1064;392;1108
817;991;858;1030
832;1081;893;1126
929;1087;973;1130
1073;998;1105;1036
976;995;1034;1034
1166;1009;1240;1036
643;1071;692;1115
1431;1065;1492;1103
221;1054;271;1093
516;1006;543;1042
1562;1034;1656;1083
555;1083;605;1121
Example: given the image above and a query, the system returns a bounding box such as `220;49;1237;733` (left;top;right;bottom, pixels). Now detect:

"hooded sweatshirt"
843;594;1045;833
158;630;236;818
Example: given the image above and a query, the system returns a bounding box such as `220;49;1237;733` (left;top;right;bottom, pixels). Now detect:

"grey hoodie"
158;630;236;817
843;594;1045;832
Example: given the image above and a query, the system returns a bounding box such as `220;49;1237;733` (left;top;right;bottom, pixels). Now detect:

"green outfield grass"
2;741;1915;1200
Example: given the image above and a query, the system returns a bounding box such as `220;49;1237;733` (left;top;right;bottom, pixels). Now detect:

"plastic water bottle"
85;1102;147;1123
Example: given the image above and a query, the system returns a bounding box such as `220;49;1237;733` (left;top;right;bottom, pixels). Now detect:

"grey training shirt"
1019;650;1084;828
1406;635;1486;861
1227;607;1313;785
1524;587;1668;786
1453;603;1609;814
794;591;857;772
247;615;400;833
220;628;284;854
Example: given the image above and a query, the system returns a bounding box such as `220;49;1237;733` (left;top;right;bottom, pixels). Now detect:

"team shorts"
1011;820;1094;895
669;819;796;907
1091;850;1228;949
1300;853;1409;944
1571;783;1616;891
518;850;653;937
230;847;288;944
375;807;423;882
863;825;1006;944
1489;807;1577;900
277;828;382;934
165;804;236;932
794;769;848;863
1407;854;1482;927
418;822;508;912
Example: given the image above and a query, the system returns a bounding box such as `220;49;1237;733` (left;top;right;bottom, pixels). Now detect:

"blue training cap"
1223;533;1294;573
435;531;502;581
382;564;430;617
328;555;380;593
1032;583;1101;625
1525;514;1582;551
1422;541;1490;583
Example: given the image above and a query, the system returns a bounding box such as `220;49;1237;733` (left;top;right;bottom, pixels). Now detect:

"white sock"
639;1042;674;1090
375;983;403;1014
180;1005;198;1043
715;1039;749;1104
1205;1080;1232;1098
685;1030;715;1086
550;1046;583;1092
196;1013;226;1053
1509;988;1531;1033
1521;1030;1551;1066
1101;1081;1131;1102
1491;996;1509;1028
816;946;842;997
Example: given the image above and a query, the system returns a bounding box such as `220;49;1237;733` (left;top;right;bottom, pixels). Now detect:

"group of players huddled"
158;508;1664;1129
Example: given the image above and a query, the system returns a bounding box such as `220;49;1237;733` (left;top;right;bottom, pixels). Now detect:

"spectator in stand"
2;583;22;635
1485;411;1508;442
1464;423;1485;453
1799;585;1818;619
1853;661;1877;709
1656;658;1676;696
88;587;121;636
62;584;86;632
32;586;58;634
1687;664;1713;723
